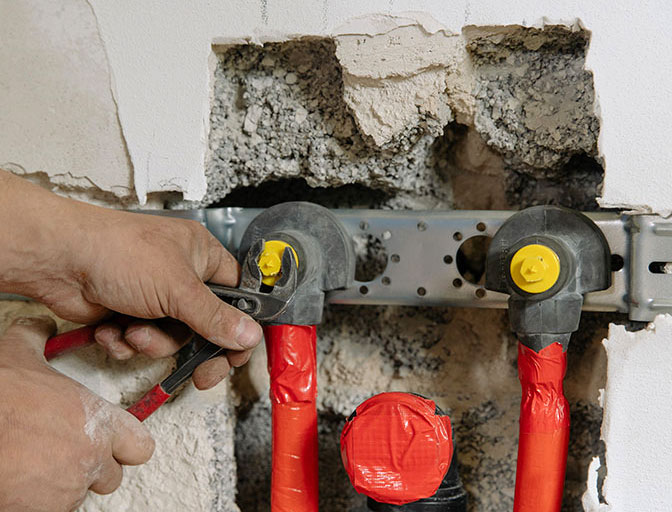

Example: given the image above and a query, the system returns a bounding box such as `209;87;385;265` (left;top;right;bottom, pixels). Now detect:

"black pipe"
366;446;467;512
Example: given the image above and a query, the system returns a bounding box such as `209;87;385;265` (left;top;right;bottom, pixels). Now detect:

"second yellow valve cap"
509;244;560;294
257;240;299;287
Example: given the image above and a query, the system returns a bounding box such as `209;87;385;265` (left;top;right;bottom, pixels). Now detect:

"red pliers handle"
44;319;225;421
44;240;298;421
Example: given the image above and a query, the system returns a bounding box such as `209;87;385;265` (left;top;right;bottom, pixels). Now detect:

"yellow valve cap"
257;240;299;287
509;244;561;294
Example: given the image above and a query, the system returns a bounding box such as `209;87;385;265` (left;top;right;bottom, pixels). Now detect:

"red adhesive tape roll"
340;392;453;505
264;324;318;512
514;342;569;512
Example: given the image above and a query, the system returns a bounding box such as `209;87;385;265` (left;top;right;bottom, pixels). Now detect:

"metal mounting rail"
146;208;638;318
6;207;670;322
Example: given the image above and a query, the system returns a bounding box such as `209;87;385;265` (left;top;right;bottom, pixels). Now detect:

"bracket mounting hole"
353;234;388;282
649;261;672;274
456;235;493;285
611;254;624;272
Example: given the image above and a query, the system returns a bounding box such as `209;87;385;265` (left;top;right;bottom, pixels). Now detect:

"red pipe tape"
514;342;569;512
340;392;453;505
264;324;318;512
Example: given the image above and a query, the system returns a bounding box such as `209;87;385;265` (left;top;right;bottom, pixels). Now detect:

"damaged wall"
206;32;606;511
65;1;672;214
2;2;672;512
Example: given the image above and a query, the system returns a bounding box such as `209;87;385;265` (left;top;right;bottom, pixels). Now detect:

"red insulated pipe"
513;342;570;512
264;324;319;512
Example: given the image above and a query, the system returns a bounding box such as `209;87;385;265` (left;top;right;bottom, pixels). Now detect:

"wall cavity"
199;24;613;511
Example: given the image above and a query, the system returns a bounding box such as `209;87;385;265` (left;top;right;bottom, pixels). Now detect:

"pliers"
44;239;298;421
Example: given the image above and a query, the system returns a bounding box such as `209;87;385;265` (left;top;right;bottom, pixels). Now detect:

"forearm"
0;170;87;298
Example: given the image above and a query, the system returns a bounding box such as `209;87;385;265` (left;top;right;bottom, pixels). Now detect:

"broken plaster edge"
585;314;672;512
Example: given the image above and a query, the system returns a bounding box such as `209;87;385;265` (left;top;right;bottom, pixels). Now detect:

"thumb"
0;316;57;360
169;278;263;351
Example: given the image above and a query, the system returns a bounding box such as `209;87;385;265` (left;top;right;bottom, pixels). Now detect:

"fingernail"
96;327;117;346
125;326;151;350
235;317;263;349
109;343;136;360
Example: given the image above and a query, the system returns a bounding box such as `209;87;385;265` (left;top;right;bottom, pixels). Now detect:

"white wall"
4;1;672;511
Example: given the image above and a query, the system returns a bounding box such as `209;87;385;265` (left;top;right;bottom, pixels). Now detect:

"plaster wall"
86;1;672;213
2;2;672;512
0;1;134;201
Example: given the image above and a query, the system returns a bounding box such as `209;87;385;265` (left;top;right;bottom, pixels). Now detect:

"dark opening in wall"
212;178;390;209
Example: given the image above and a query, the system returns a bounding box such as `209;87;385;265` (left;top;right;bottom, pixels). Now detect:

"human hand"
0;171;262;389
0;317;155;511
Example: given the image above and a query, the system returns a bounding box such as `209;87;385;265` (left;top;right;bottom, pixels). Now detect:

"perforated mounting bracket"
6;205;670;323
136;206;641;318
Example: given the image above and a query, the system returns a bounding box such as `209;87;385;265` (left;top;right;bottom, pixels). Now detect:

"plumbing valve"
485;205;611;351
239;201;355;326
238;201;356;512
485;205;611;512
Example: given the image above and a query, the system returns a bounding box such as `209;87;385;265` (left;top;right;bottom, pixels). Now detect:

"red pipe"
264;324;319;512
514;342;569;512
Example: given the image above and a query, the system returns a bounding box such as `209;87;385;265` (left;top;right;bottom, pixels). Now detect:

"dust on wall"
197;23;612;511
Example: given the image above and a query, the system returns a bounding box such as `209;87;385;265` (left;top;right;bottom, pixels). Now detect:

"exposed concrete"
182;29;608;510
334;15;468;146
466;26;599;175
199;39;451;210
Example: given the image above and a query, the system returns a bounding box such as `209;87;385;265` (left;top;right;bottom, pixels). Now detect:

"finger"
227;349;253;368
46;295;110;325
110;409;155;466
124;319;192;359
0;316;57;359
201;234;241;286
94;323;137;360
192;356;232;390
168;279;263;351
89;459;123;495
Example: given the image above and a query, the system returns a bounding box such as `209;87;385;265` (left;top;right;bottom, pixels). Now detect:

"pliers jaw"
209;238;298;323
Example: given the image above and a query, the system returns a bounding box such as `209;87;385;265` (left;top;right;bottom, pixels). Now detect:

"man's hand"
0;317;155;511
0;170;262;389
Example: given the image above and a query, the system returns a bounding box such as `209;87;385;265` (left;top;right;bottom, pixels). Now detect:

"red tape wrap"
514;342;569;512
264;324;318;512
340;392;453;505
